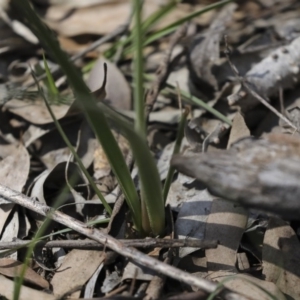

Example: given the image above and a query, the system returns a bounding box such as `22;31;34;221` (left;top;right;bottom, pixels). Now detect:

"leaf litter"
1;0;300;299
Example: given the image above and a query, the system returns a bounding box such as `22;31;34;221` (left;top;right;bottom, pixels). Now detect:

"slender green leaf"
38;58;112;215
133;0;146;137
42;53;59;96
98;103;165;235
11;0;142;233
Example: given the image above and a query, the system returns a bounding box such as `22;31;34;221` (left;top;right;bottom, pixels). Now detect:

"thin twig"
224;36;298;132
144;23;188;122
0;184;247;300
0;238;218;250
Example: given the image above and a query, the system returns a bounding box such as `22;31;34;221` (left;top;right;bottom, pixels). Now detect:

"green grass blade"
37;59;112;215
42;53;59;96
163;107;188;202
161;0;234;33
133;0;146;137
141;1;178;32
98;103;165;236
12;0;142;233
124;0;234;55
165;83;232;125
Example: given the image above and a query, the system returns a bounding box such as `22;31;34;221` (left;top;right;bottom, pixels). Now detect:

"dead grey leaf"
101;269;122;294
87;57;132;110
84;262;104;298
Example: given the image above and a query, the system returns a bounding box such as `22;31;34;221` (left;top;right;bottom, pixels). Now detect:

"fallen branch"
0;238;218;250
0;184;247;300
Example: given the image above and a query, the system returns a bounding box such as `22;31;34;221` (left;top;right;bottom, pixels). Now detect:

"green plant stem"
133;0;146;137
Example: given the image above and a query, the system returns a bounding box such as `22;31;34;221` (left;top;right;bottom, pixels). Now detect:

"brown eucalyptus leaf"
171;133;300;218
205;199;248;279
51;249;105;297
0;275;54;300
175;189;213;258
0;258;49;289
4;99;71;125
262;217;300;299
221;274;286;300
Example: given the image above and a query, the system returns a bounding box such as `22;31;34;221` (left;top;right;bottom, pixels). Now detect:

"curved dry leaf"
84;262;104;298
262;217;300;299
4;99;71;125
0;275;54;300
175;189;213;258
87;58;132;110
0;143;29;192
0;258;49;289
205;199;248;278
51;249;105;297
0;143;29;206
221;274;286;300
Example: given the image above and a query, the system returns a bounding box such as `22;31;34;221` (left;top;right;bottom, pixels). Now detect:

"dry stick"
0;184;247;300
144;23;188;122
0;239;218;250
224;36;298;132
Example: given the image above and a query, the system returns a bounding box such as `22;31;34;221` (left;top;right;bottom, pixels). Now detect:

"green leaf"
11;0;142;233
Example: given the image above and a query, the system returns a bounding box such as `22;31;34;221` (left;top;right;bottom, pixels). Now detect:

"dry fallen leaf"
51;249;105;297
262;217;300;299
0;275;54;300
0;258;49;289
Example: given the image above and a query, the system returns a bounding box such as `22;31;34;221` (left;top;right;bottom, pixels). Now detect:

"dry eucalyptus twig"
144;23;188;122
0;238;218;250
0;184;246;300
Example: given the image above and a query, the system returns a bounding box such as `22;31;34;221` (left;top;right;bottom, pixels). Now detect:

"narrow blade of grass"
124;0;234;55
133;0;146;137
38;58;112;215
97;102;165;236
11;0;142;233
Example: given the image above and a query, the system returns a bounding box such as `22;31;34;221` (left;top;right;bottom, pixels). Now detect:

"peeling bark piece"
171;133;300;219
228;36;300;111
